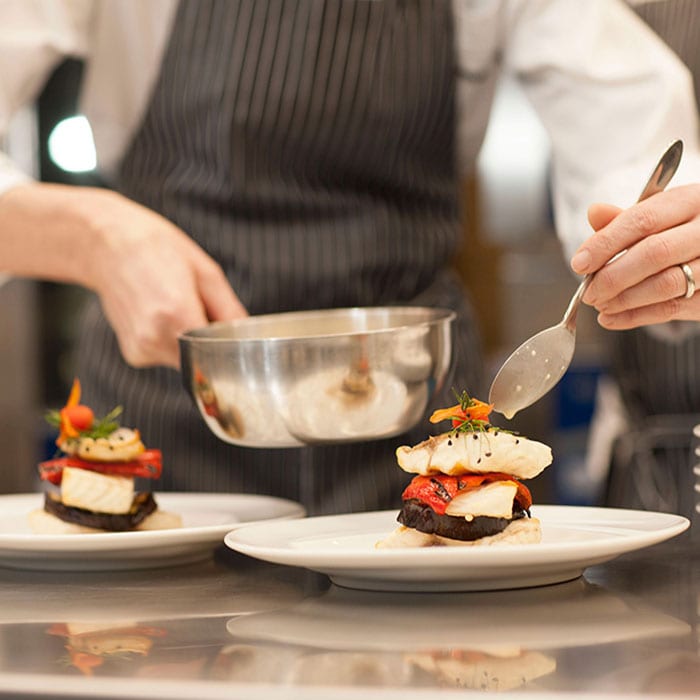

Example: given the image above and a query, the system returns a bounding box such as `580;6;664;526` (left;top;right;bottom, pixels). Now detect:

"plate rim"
224;504;690;568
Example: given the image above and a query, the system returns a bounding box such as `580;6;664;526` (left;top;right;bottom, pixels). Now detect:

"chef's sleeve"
0;0;91;196
503;0;700;259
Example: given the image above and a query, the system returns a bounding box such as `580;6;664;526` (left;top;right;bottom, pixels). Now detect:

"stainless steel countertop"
0;535;698;699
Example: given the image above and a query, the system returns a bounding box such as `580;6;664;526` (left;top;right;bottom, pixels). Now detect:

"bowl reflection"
179;306;455;448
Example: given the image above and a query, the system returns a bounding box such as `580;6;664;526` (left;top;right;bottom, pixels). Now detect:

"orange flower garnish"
429;391;493;429
56;378;82;445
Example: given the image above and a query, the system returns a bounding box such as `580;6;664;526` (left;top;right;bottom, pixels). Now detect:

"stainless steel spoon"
488;139;684;419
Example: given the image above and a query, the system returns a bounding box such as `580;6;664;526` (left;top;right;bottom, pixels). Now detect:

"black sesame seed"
485;452;492;457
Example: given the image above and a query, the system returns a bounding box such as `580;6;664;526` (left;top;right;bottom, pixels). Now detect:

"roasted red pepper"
38;449;163;484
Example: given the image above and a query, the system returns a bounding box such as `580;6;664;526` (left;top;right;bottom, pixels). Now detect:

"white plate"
0;492;305;571
225;505;689;592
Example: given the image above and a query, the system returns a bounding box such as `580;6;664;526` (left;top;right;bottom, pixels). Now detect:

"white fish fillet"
444;480;519;519
396;429;552;479
61;467;134;514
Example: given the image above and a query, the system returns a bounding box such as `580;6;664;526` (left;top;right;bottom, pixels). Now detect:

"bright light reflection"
47;115;96;173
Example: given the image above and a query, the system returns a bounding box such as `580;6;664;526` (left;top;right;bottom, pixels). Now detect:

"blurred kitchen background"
0;58;609;504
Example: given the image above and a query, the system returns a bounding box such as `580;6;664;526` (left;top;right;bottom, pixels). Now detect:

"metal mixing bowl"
179;306;455;448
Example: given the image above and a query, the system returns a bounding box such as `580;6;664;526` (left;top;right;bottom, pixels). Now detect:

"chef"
0;0;699;513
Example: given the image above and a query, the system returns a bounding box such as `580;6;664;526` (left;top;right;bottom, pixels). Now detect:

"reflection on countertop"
0;540;698;697
222;576;690;691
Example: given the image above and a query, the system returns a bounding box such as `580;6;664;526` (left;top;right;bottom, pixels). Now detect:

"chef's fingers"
98;242;214;369
587;202;622;232
109;290;207;370
593;259;698;314
583;218;700;307
571;185;700;275
109;315;185;370
193;252;248;323
145;244;247;367
597;281;700;329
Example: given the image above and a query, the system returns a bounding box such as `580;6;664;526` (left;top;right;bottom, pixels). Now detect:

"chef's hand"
87;190;248;368
0;183;247;368
570;185;700;329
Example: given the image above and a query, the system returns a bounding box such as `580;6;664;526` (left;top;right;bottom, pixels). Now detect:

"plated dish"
0;492;305;571
3;378;303;571
33;378;179;534
378;391;552;548
225;505;689;592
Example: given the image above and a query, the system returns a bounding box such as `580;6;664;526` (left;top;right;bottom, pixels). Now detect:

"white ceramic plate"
225;505;689;592
0;492;305;571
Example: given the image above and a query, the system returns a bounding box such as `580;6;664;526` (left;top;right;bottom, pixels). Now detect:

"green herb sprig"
45;405;124;441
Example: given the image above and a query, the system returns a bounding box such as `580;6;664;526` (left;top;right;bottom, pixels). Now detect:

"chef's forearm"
0;182;114;289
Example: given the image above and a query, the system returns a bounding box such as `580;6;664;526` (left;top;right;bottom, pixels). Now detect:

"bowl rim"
178;306;456;343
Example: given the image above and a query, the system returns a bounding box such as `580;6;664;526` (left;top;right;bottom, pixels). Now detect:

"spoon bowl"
488;139;684;419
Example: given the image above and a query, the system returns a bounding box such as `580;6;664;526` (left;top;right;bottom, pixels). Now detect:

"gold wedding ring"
681;263;696;299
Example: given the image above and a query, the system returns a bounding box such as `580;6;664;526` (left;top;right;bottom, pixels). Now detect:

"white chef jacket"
0;0;698;256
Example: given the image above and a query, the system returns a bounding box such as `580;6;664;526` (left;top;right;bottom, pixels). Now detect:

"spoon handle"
562;276;591;332
561;139;684;333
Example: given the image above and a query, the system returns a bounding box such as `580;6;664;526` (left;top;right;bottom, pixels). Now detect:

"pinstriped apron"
75;0;485;514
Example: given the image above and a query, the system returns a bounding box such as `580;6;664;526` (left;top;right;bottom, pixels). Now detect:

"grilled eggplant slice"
44;491;157;532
